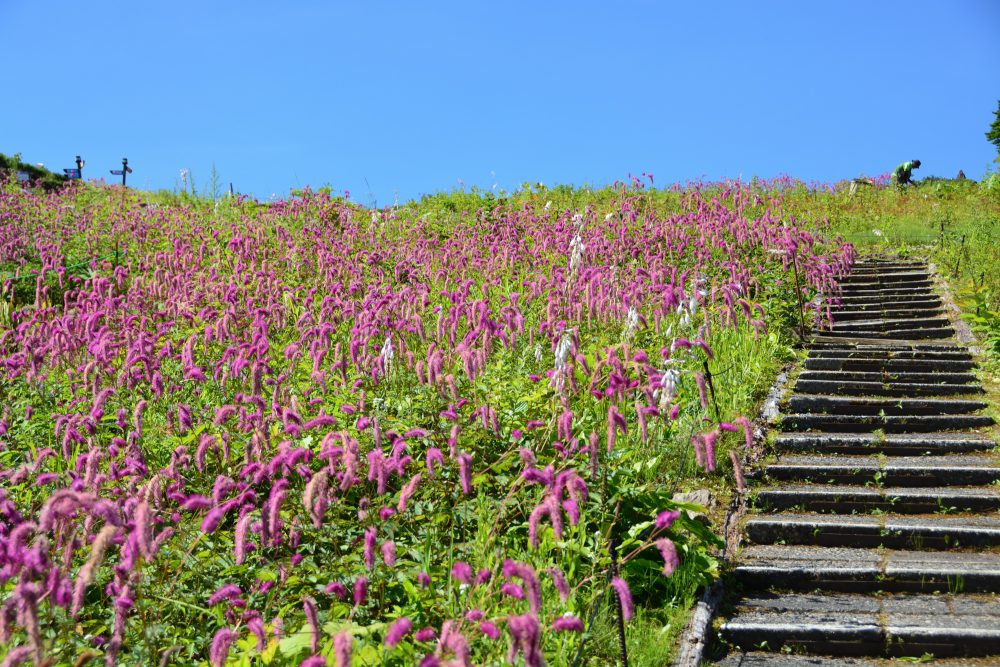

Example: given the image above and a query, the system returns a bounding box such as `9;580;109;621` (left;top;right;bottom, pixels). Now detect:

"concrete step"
735;545;1000;593
744;513;1000;549
833;301;944;314
785;395;988;416
804;357;975;372
774;433;997;455
762;454;1000;486
840;283;934;301
820;327;955;341
834;294;943;305
833;308;945;321
721;593;1000;657
797;370;979;385
840;279;934;296
753;484;1000;513
809;342;968;353
852;260;927;266
830;316;952;331
839;272;933;285
712;653;983;666
807;348;972;360
780;413;994;433
793;378;982;397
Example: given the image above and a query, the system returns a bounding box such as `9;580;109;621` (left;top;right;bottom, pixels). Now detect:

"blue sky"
3;1;999;204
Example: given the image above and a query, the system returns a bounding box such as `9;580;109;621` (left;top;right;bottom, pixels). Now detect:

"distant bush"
0;152;70;191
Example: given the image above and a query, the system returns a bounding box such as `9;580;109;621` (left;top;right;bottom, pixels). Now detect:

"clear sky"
3;1;999;204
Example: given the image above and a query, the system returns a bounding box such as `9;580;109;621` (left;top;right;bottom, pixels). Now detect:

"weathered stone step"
793;377;981;396
834;308;945;321
833;302;944;315
836;286;936;297
780;413;994;433
804;357;975;372
774;432;997;455
852;260;928;267
713;653;984;666
762;454;1000;486
744;513;1000;548
785;395;988;416
798;370;978;384
821;327;954;341
840;275;933;285
735;545;1000;594
808;348;971;360
834;294;943;305
853;259;926;265
839;271;932;284
810;341;967;352
838;287;936;298
830;316;951;331
720;593;1000;657
754;484;1000;513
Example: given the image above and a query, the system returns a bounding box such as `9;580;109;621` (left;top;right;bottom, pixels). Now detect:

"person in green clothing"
892;159;921;186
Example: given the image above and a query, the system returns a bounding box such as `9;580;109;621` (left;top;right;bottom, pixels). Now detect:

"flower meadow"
0;176;854;666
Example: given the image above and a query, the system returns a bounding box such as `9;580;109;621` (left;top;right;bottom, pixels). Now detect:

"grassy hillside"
0;171;996;666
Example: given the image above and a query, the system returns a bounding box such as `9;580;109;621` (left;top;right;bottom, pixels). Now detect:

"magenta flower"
381;540;397;568
333;631;352;667
479;621;501;640
364;526;377;570
552;615;585;632
304;596;319;653
611;577;634;621
353;577;368;606
384;617;413;647
457;453;473;495
207;585;242;606
209;628;237;667
451;561;473;585
325;581;348;600
655;538;680;576
656;509;681;530
415;627;437;642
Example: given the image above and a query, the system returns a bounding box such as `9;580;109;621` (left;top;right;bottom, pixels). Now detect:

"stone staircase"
713;259;1000;664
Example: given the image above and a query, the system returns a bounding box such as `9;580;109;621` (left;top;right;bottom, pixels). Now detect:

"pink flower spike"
548;567;570;602
353;577;368;606
479;620;501;640
457;453;473;495
611;577;634;621
451;561;473;584
209;628;238;667
334;632;352;667
655;538;680;576
381;540;397;567
655;510;681;530
385;617;413;647
415;627;437;642
552;615;585;632
325;581;347;599
501;582;525;599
